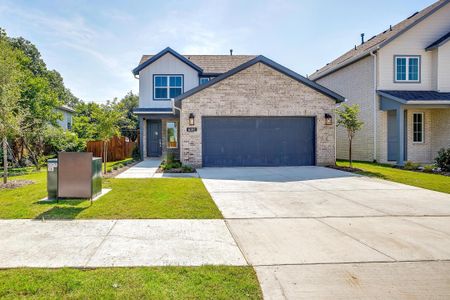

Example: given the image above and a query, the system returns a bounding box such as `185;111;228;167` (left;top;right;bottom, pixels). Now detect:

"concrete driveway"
198;166;450;299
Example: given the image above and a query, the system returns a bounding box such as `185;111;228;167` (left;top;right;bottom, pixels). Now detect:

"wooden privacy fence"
86;136;137;161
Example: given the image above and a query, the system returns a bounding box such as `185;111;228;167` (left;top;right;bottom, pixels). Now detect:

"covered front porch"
379;90;450;165
134;108;180;160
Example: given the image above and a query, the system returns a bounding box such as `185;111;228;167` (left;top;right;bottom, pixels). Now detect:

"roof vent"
354;45;357;50
390;25;392;31
361;33;365;44
230;49;233;56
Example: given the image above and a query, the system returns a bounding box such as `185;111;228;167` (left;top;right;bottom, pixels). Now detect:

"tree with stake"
92;103;122;174
336;104;364;168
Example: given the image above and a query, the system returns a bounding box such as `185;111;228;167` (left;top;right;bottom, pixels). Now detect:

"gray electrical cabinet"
47;153;102;200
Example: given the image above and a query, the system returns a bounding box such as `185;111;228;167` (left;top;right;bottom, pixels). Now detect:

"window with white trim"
395;56;420;82
413;112;424;143
154;75;183;99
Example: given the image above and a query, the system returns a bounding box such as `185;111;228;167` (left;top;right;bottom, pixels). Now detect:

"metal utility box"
47;152;102;200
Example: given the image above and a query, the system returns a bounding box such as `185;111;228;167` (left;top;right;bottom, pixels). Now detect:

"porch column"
396;107;405;166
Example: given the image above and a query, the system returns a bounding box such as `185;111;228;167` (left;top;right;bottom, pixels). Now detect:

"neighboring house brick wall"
406;109;433;163
431;109;450;158
179;62;336;168
316;55;375;161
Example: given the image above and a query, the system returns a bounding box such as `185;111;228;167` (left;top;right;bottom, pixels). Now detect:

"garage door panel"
202;117;315;167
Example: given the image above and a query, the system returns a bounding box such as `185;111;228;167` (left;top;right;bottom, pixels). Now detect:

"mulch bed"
327;165;364;173
0;179;35;190
156;167;196;174
104;161;139;178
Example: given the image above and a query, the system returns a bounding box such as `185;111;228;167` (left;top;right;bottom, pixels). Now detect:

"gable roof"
175;55;345;103
137;53;256;75
426;31;450;50
132;47;203;75
311;0;449;80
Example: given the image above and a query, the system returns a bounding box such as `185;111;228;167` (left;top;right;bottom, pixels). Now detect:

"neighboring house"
132;47;344;167
310;0;450;165
56;105;75;131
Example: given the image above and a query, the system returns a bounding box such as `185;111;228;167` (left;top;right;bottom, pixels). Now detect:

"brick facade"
179;62;337;168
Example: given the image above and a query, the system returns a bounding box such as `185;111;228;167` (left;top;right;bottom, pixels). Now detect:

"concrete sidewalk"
115;159;161;178
0;220;246;268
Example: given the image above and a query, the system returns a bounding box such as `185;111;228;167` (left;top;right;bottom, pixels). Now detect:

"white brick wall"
179;62;337;167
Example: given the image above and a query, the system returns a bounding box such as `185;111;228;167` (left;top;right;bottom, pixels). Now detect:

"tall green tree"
0;30;24;183
92;103;122;173
115;91;139;141
336;104;364;168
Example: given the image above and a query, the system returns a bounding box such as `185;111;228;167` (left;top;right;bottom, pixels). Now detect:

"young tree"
0;31;23;183
336;104;364;168
92;103;122;174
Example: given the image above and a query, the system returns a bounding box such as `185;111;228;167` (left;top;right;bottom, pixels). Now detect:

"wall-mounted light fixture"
189;113;195;126
325;113;333;125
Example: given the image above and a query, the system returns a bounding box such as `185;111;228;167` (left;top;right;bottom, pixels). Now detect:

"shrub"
423;165;435;173
118;164;124;168
404;161;420;170
132;146;140;160
182;165;194;173
165;153;175;164
113;166;118;171
435;148;450;172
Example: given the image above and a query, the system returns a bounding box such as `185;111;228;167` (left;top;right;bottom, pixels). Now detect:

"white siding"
138;53;199;108
377;2;450;91
437;41;450;92
317;56;375;161
56;110;73;131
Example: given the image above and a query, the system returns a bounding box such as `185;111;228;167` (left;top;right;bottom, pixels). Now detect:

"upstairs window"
413;112;424;143
395;56;420;82
154;75;183;99
199;77;213;85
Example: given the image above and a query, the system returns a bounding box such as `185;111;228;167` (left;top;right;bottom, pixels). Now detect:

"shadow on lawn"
34;199;91;220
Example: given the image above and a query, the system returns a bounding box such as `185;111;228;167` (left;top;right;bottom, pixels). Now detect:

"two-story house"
132;47;344;167
311;0;450;166
56;105;75;131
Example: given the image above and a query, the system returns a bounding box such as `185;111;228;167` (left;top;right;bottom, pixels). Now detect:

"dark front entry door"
202;117;316;167
147;120;162;157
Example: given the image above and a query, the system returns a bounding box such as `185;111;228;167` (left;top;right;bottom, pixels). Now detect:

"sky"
0;0;436;103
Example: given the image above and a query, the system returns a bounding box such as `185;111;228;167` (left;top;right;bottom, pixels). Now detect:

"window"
413;112;424;143
167;122;178;148
154;75;183;99
67;115;72;131
395;56;420;82
199;77;210;85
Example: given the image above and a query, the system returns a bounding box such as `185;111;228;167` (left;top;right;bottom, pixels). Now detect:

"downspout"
171;98;181;114
370;50;378;162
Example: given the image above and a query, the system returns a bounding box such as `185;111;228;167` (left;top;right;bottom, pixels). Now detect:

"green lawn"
0;172;222;219
337;160;450;194
0;266;262;299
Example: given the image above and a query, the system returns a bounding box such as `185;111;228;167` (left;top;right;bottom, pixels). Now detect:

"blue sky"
0;0;435;103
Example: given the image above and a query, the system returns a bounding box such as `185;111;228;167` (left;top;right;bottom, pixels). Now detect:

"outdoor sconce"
325;113;333;125
189;113;195;126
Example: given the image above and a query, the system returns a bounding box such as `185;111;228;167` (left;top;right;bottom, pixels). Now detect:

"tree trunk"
3;137;7;184
349;137;353;168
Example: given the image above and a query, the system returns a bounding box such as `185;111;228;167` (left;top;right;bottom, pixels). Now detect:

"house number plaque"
187;127;197;132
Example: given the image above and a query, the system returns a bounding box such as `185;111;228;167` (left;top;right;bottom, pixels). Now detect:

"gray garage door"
202;117;315;167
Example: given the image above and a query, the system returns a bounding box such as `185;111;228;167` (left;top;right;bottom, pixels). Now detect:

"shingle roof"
58;105;76;113
426;31;450;50
138;54;256;74
175;56;345;103
378;90;450;103
311;0;449;80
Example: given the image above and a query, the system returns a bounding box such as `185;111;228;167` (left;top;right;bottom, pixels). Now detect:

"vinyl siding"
377;2;450;91
437;41;450;92
138;53;199;108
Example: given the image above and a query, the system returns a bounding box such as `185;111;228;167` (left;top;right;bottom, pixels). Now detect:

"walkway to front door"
115;158;161;178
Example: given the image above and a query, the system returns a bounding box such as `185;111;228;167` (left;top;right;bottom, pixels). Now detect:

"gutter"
172;98;181;114
370;50;378;162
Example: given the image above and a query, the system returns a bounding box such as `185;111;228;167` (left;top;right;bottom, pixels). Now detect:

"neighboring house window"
413;112;424;143
395;56;420;82
167;121;178;148
154;75;183;99
67;115;72;130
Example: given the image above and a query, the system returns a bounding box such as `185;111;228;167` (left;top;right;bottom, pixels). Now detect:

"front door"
147;120;162;157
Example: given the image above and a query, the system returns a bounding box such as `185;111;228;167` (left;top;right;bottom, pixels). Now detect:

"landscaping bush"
182;165;194;173
404;161;420;170
113;166;118;171
132;146;140;160
435;148;450;172
118;164;124;168
423;165;435;173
